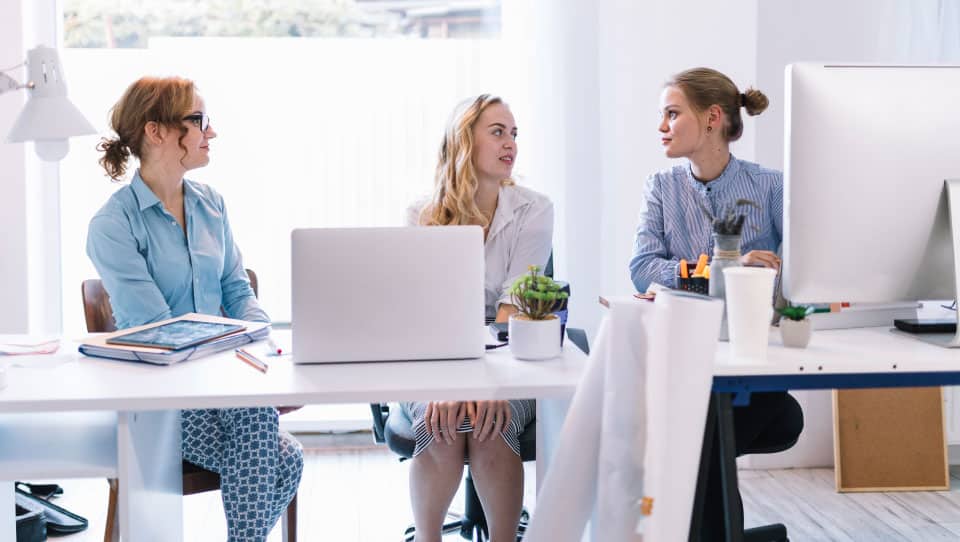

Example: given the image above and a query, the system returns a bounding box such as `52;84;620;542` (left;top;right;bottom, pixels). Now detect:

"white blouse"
407;184;554;319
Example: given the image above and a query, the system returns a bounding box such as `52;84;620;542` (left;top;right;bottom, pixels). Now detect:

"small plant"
777;304;814;321
510;265;569;321
699;198;762;235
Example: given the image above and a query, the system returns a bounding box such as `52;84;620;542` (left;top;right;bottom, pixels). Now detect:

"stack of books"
79;313;270;365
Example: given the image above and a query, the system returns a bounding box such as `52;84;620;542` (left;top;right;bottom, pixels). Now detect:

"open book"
79;313;270;365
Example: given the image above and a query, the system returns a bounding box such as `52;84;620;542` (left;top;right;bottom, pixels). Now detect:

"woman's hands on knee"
468;401;512;442
425;401;468;445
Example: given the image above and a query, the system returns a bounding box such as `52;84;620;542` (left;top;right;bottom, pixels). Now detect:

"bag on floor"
15;502;45;542
14;482;88;536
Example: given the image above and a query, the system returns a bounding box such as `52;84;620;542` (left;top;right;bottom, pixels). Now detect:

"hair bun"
742;87;769;116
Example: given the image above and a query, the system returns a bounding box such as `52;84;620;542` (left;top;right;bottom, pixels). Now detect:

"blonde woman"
401;94;553;542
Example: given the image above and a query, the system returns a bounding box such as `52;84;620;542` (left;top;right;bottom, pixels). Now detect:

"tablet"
106;319;246;350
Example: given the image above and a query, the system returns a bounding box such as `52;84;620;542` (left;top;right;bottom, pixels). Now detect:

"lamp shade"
7;46;95;147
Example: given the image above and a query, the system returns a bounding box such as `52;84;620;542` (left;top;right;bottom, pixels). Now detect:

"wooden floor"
28;437;960;541
740;467;960;541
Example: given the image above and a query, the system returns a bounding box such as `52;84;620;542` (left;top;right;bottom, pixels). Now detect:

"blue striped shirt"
87;170;267;329
629;155;783;292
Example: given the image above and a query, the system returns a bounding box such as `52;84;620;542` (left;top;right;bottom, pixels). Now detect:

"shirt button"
171;221;177;226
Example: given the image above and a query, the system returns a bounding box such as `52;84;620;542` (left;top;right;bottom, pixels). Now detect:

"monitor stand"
913;179;960;348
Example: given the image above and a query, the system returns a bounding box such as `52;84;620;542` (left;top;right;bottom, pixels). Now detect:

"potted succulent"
508;265;570;360
777;304;814;348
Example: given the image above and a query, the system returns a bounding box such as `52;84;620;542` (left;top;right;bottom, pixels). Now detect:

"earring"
706;126;713;133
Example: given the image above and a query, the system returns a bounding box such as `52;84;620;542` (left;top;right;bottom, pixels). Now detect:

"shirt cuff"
661;261;680;290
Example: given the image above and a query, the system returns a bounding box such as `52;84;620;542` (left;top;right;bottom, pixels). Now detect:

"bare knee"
467;436;517;470
417;438;466;469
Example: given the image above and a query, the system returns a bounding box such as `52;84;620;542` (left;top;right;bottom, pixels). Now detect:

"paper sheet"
524;291;723;542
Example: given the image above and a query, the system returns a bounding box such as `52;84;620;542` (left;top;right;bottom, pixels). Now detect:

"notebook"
79;313;270;365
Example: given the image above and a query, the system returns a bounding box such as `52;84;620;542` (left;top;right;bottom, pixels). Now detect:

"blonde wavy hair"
420;94;515;227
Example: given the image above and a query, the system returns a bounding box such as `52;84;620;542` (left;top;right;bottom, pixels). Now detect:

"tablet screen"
105;320;246;350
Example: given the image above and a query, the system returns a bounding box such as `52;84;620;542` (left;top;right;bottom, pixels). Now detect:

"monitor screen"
782;63;959;305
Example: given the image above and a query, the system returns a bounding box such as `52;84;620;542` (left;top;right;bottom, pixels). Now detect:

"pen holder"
677;276;709;295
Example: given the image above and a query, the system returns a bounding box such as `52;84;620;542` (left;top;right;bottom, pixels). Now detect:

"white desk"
0;330;587;541
704;325;960;542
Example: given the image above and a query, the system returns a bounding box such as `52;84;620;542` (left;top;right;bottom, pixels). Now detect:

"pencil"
235;348;269;373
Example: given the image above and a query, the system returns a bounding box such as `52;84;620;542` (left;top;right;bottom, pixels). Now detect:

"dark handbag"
14;483;88;535
15;502;46;542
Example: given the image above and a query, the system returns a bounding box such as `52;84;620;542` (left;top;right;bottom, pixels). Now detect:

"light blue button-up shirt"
87;170;268;329
629;155;783;292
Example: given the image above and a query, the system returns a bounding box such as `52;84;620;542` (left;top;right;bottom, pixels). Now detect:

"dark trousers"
699;392;804;541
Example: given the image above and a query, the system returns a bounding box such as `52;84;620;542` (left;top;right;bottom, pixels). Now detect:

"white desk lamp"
1;45;95;160
0;46;93;388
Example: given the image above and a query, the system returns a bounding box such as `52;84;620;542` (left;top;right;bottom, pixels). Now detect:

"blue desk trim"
714;371;960;406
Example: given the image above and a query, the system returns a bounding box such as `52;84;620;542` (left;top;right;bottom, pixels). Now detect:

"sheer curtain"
57;2;530;428
892;0;960;61
59;6;529;337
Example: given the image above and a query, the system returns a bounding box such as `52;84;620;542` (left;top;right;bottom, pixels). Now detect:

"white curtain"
893;0;960;61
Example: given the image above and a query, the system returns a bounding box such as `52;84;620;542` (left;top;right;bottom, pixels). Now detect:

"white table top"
600;296;959;377
715;326;960;376
0;331;587;414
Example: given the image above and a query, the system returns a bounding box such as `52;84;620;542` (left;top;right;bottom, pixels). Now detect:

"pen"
236;348;269;373
266;336;283;356
679;259;689;279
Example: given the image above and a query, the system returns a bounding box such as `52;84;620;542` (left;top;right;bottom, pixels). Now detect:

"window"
59;0;527;429
60;0;529;333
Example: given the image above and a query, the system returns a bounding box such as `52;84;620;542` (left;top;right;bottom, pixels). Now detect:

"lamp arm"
1;72;25;96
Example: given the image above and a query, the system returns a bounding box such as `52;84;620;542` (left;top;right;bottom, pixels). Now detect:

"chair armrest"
369;403;389;444
566;327;590;355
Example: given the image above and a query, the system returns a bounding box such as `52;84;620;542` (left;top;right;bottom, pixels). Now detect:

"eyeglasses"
182;113;210;132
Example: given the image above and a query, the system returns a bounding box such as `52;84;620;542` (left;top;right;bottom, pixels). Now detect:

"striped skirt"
400;400;535;459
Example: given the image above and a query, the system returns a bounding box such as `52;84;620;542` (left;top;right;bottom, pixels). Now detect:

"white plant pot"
509;314;562;360
780;318;812;348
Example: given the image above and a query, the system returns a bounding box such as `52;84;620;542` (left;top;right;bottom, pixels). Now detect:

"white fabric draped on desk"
525;292;723;541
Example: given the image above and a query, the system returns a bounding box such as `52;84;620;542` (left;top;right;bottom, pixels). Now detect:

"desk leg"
689;394;718;541
536;398;572;493
1;483;12;540
689;393;744;542
716;393;744;542
118;410;183;542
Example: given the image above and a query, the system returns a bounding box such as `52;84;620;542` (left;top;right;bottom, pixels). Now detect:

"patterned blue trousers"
182;407;304;542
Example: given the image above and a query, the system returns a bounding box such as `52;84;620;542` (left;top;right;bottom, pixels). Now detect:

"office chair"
370;328;589;542
81;269;298;542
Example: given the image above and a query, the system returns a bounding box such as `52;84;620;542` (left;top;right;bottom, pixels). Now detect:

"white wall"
527;0;759;338
0;0;29;333
743;0;952;470
754;0;902;170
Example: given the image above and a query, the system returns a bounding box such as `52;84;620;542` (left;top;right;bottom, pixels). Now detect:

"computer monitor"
782;63;960;345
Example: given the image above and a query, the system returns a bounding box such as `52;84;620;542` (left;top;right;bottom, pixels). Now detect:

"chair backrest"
81;269;260;333
81;279;117;333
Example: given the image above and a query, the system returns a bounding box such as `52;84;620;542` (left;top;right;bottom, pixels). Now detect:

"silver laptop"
291;226;485;363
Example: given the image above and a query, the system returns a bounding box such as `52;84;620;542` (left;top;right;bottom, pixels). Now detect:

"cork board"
833;387;948;492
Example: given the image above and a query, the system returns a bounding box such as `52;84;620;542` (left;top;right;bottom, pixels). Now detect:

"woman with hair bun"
87;76;302;541
628;67;803;539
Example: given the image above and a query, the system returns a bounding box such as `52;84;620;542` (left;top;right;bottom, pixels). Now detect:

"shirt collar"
487;183;533;241
130;169;200;212
687;153;741;193
131;170;162;211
